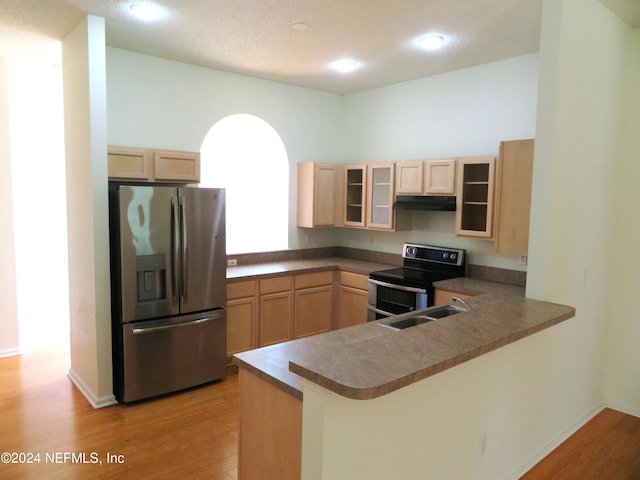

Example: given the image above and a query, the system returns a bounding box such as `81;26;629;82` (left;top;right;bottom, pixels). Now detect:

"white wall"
106;49;540;269
62;16;114;408
338;53;540;270
607;27;640;416
105;47;347;251
528;0;631;412
0;57;20;356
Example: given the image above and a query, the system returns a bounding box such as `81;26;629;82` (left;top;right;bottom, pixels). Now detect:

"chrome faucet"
452;296;472;310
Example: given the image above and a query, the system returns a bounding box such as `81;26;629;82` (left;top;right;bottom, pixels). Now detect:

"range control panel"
402;243;466;267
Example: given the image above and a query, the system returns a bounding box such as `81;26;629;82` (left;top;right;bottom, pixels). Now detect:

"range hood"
393;195;456;211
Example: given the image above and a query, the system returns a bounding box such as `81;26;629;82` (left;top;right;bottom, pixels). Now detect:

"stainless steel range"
367;243;466;322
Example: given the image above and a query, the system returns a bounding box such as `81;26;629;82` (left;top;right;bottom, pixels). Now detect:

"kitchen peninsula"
233;274;575;480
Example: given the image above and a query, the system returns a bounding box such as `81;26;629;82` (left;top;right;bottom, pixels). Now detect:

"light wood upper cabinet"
395;159;456;195
455;156;497;239
153;150;200;183
108;146;200;183
493;139;535;256
366;163;395;230
395;161;424;194
297;162;342;228
344;163;395;230
343;164;367;227
107;146;151;180
425;159;456;195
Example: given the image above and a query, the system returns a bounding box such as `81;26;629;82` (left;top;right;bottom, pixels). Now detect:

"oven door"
367;278;429;322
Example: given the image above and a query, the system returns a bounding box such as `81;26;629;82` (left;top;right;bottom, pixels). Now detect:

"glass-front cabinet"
343;162;395;231
455;156;496;238
366;163;395;230
344;164;367;227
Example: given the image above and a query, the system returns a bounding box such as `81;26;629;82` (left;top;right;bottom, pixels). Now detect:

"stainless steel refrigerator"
108;184;226;403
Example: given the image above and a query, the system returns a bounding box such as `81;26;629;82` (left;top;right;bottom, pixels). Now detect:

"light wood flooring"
0;344;239;480
2;344;640;480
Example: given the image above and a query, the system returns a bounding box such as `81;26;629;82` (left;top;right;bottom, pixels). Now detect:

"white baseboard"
606;400;640;419
67;368;117;409
504;402;606;480
0;347;21;358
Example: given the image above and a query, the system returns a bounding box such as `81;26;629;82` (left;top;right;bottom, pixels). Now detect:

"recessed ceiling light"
416;33;446;50
331;58;359;74
128;2;166;21
291;22;310;31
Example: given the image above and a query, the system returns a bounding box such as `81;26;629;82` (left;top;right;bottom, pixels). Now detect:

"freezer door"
119;185;179;322
178;187;226;313
119;310;226;402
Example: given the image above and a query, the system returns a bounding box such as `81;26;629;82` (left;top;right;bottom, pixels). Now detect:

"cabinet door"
226;296;258;356
396;161;424;194
153;150;200;183
259;291;293;347
366;163;395;230
108;146;151;180
338;285;368;329
494;139;534;255
238;369;302;480
297;163;338;228
343;164;367;227
425;159;456;195
226;280;258;357
294;285;333;339
455;156;496;238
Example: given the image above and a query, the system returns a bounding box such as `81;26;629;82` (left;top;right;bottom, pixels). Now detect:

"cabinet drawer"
294;271;333;290
339;271;368;290
260;276;292;295
227;280;257;300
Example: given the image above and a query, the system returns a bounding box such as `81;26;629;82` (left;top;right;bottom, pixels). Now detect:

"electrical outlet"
519;256;528;266
227;259;238;267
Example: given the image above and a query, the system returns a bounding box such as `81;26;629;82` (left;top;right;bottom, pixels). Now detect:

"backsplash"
227;247;525;286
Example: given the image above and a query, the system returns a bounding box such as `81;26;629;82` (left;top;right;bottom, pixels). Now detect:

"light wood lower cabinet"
228;270;370;356
434;289;473;306
238;369;302;480
294;271;334;339
259;276;293;347
337;271;369;328
226;280;258;358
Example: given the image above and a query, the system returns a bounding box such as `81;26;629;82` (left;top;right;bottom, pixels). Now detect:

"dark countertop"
232;264;576;401
226;257;394;281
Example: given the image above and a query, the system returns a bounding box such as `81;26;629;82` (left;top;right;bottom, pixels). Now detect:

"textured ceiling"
0;0;638;94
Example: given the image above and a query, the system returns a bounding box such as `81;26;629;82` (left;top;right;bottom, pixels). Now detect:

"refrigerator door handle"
171;195;180;305
180;194;188;304
131;313;223;335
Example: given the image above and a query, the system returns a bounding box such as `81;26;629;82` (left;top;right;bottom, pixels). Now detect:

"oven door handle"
368;278;427;294
367;305;396;317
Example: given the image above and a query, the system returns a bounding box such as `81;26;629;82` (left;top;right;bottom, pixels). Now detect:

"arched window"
200;114;289;254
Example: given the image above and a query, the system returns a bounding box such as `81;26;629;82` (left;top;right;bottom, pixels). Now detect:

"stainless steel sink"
378;304;469;331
